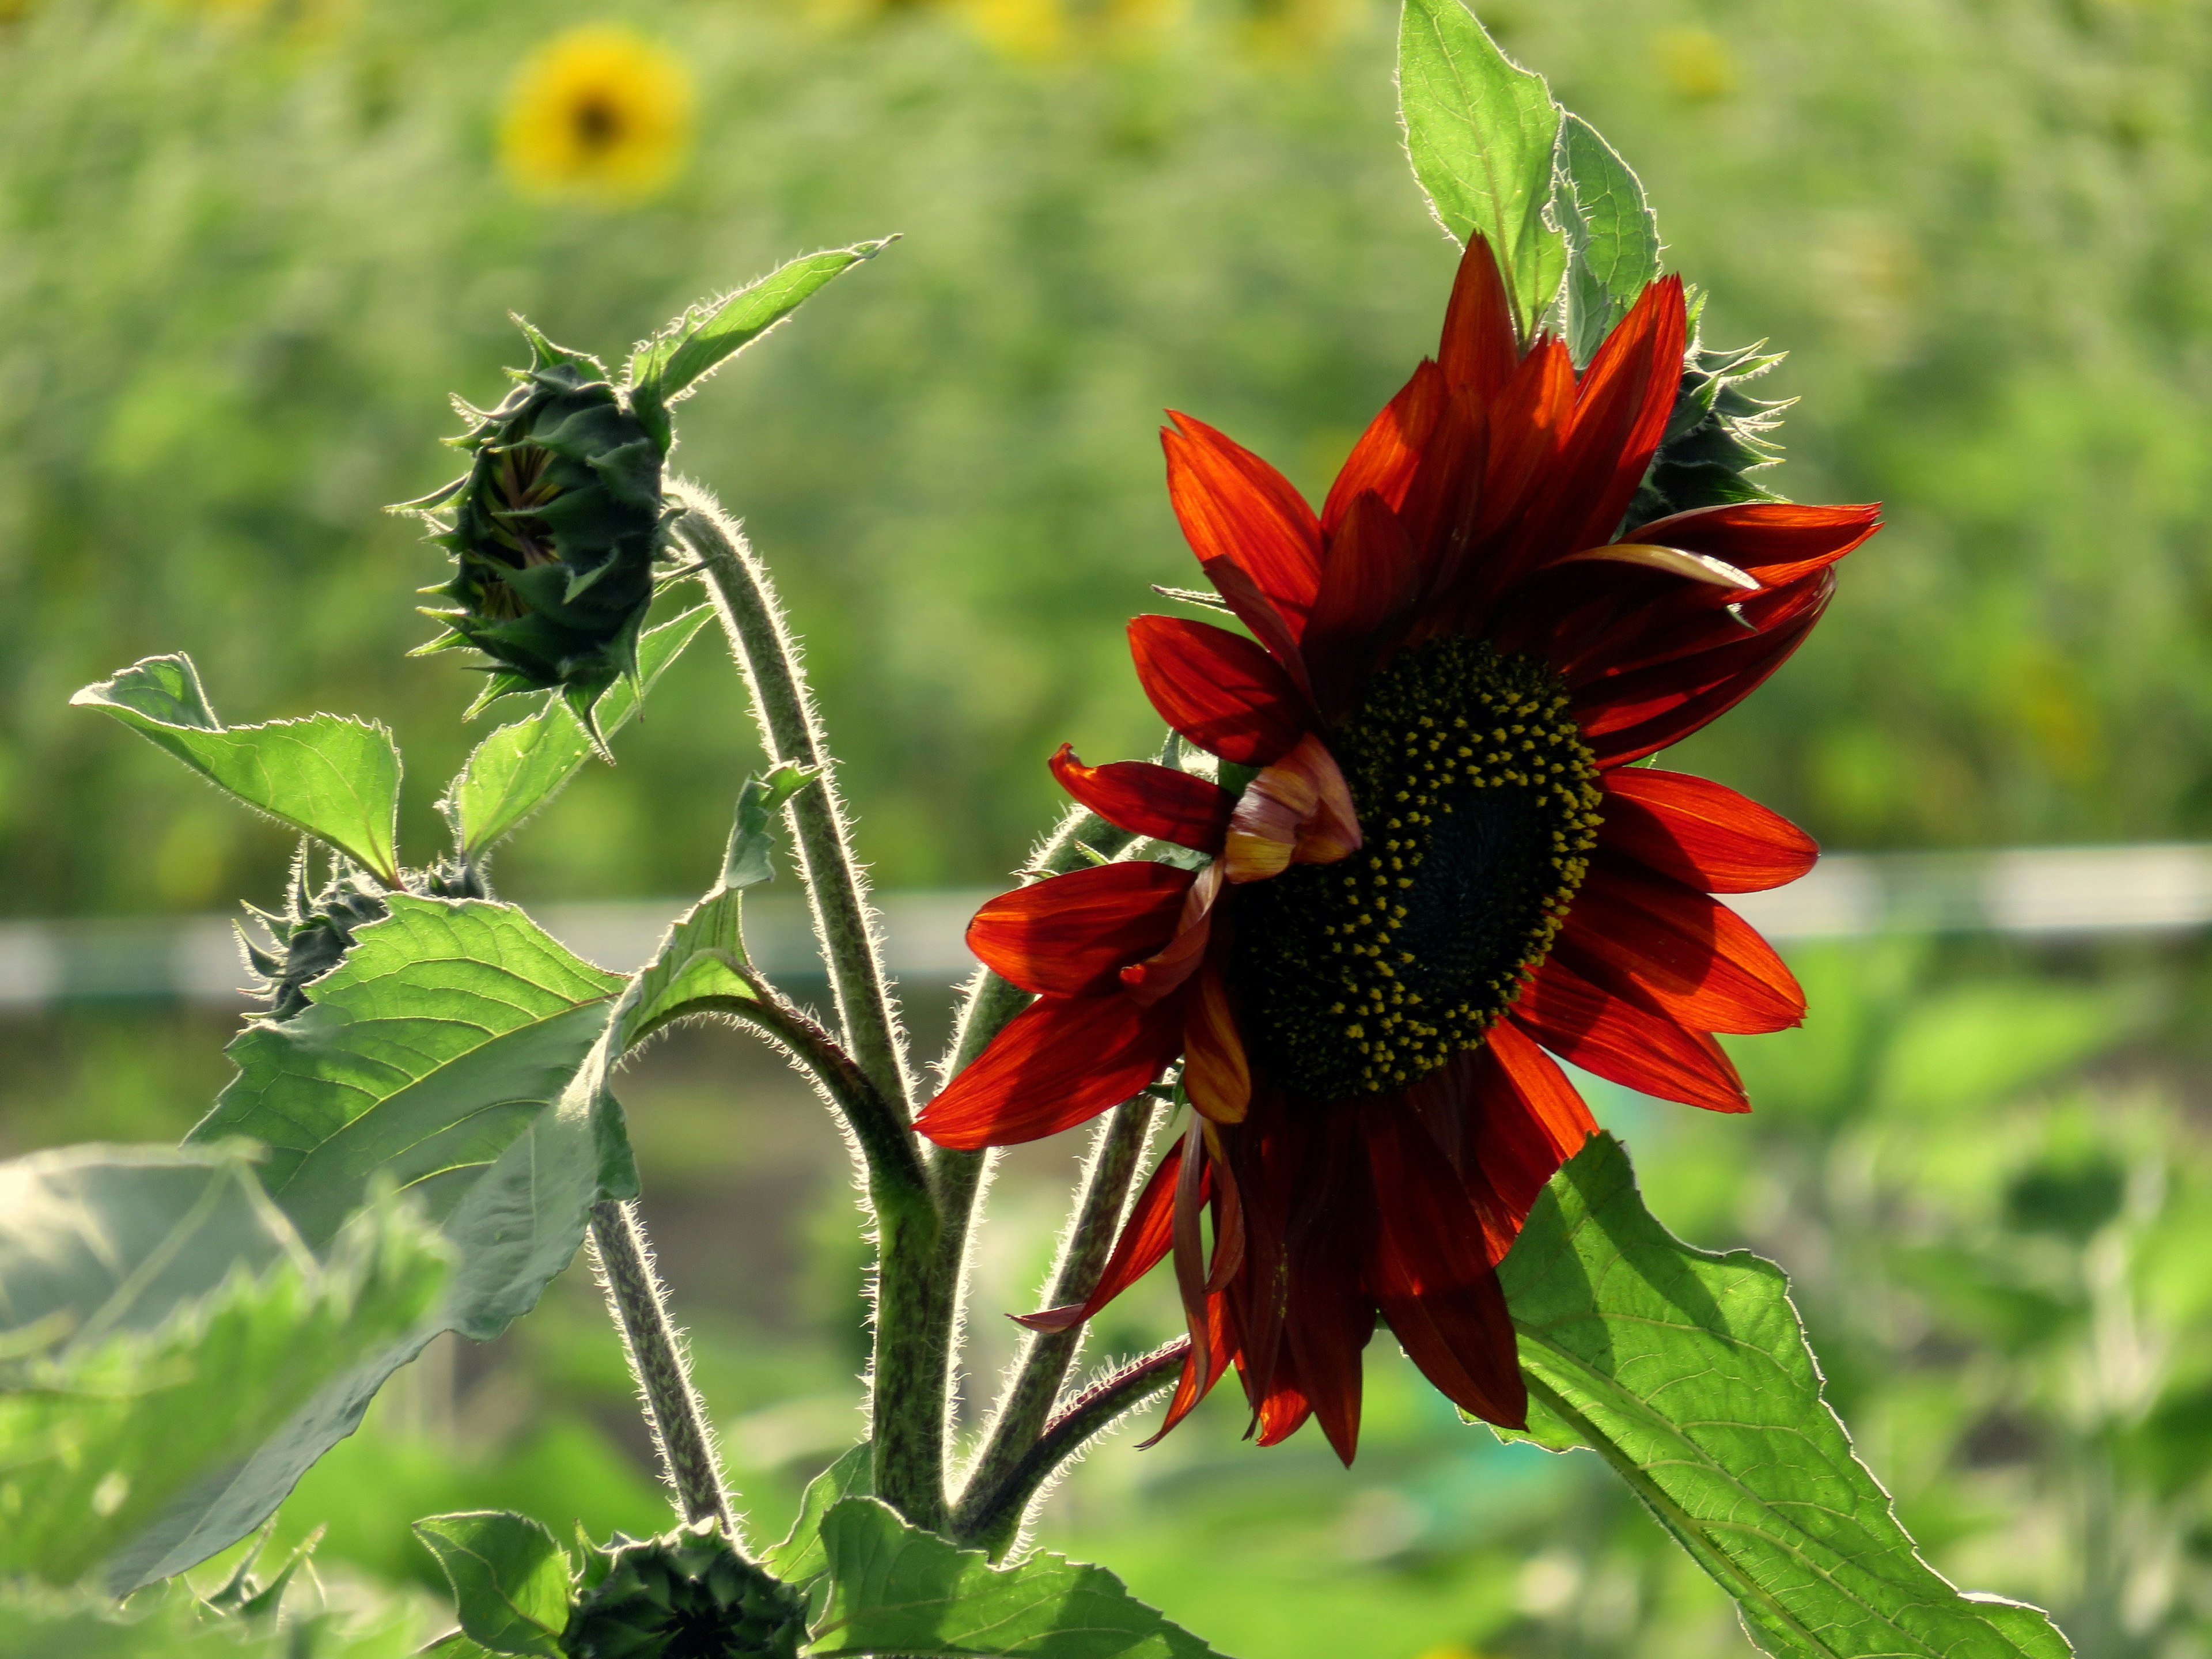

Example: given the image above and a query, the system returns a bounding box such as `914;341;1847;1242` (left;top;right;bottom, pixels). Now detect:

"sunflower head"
501;26;695;206
563;1520;806;1659
403;321;669;725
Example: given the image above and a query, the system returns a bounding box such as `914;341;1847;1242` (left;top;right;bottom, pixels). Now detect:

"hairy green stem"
588;1199;740;1541
674;484;914;1118
959;1342;1188;1558
673;485;948;1527
951;1092;1162;1543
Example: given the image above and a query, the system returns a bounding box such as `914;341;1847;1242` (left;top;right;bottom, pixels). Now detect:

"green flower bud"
563;1520;805;1659
1624;310;1790;527
404;321;671;732
241;848;484;1021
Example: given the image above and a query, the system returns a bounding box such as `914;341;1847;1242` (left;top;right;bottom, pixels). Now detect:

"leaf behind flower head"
71;654;403;885
1552;113;1663;364
1397;0;1565;340
1497;1132;2073;1659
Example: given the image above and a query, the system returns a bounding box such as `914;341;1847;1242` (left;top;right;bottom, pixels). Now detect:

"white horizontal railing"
3;843;2209;1010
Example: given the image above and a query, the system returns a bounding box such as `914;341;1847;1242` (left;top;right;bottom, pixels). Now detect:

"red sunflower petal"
1508;959;1749;1112
1244;1341;1314;1448
1144;1293;1237;1445
915;993;1183;1149
1283;1208;1372;1465
1363;1108;1527;1429
1537;277;1689;558
1554;861;1805;1036
1016;1137;1186;1333
1303;491;1423;717
1437;234;1518;404
965;860;1196;997
1627;501;1881;590
1049;745;1236;855
1470;1020;1599;1228
1321;360;1447;536
1164;414;1322;632
1199;555;1312;690
1599;767;1817;893
1128;615;1315;766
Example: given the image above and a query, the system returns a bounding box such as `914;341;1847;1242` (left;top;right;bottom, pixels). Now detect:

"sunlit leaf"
1397;0;1564;339
71;655;402;884
809;1497;1226;1659
1498;1133;2073;1659
413;1512;573;1658
444;604;714;858
0;1146;447;1595
1553;112;1661;363
763;1441;873;1589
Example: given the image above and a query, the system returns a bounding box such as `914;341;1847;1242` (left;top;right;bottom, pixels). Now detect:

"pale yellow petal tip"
499;26;695;207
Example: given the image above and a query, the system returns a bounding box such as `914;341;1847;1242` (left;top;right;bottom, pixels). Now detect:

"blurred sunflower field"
8;0;2212;1656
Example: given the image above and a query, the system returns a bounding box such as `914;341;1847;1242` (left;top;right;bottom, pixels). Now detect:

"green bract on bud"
563;1520;805;1659
1624;300;1791;527
404;321;671;730
240;846;485;1021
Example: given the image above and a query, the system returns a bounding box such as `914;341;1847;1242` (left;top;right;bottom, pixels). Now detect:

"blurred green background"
7;0;2212;1654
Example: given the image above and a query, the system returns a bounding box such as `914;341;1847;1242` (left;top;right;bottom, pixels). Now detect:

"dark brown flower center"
1230;637;1601;1100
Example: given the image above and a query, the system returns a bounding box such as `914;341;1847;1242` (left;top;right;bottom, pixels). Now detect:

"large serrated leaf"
0;1145;448;1594
764;1442;873;1589
444;604;713;858
90;901;637;1590
1498;1134;2072;1659
1553;112;1661;365
1397;0;1564;339
809;1497;1226;1659
626;243;892;450
192;896;624;1249
71;656;403;885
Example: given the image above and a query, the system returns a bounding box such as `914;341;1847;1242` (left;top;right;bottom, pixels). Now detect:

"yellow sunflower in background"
499;26;695;204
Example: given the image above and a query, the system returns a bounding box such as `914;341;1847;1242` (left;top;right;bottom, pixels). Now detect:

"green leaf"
764;1442;873;1587
722;762;817;890
91;900;635;1591
809;1497;1226;1659
414;1512;573;1658
70;656;403;885
1552;112;1662;365
627;243;894;450
0;1147;448;1594
1397;0;1564;339
444;604;713;858
1498;1134;2072;1659
192;896;624;1249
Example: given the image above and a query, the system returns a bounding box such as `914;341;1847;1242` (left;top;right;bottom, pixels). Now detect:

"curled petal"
1183;960;1252;1124
966;860;1195;996
916;993;1183;1149
1048;745;1235;854
1223;733;1362;883
1626;501;1881;590
1128;616;1315;766
1120;859;1224;1006
1549;543;1759;590
1599;767;1818;894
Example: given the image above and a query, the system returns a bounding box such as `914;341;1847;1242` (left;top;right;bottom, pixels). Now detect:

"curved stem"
671;485;946;1526
588;1199;740;1543
673;484;914;1121
951;1093;1161;1537
957;1342;1188;1557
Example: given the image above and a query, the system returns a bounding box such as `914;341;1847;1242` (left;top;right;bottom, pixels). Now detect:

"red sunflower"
914;237;1879;1463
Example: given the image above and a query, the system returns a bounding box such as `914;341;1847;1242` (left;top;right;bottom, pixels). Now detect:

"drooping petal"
1128;615;1315;766
1626;501;1881;590
1554;860;1805;1036
1363;1106;1527;1429
1049;745;1236;854
1223;732;1362;883
1183;958;1252;1124
1145;1293;1236;1446
915;993;1183;1149
1164;414;1323;632
1321;361;1448;536
1283;1212;1372;1465
1016;1137;1185;1333
965;860;1195;997
1508;958;1749;1112
1436;233;1518;404
1599;767;1817;894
